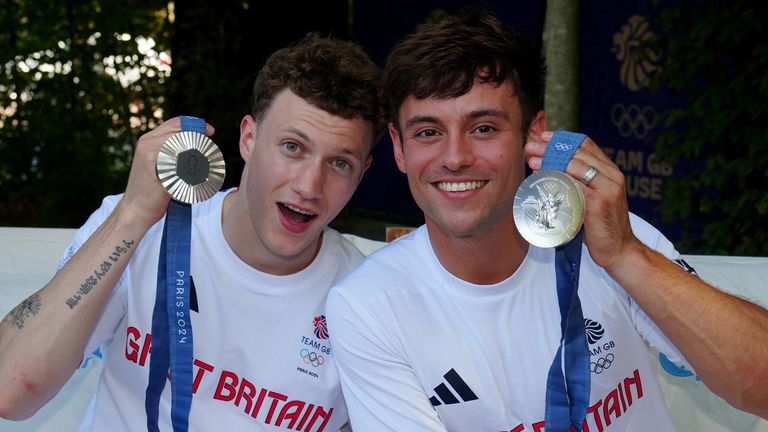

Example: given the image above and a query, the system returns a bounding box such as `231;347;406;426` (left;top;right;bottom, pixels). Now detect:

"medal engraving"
156;131;225;204
513;170;585;248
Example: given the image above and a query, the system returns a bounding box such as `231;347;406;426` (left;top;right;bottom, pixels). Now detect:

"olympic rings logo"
610;103;658;140
300;349;325;367
554;142;573;152
590;353;615;374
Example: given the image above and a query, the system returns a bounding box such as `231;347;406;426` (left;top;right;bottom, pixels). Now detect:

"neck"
221;189;320;275
426;216;529;285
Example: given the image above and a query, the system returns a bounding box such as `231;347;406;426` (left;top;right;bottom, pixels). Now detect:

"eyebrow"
336;147;364;162
283;126;311;142
404;115;440;130
468;109;509;121
404;109;510;130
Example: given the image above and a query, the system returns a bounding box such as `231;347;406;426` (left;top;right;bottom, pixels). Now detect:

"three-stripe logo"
429;368;479;406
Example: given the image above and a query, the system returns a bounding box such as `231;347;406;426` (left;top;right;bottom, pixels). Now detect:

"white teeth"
437;181;485;192
284;204;315;216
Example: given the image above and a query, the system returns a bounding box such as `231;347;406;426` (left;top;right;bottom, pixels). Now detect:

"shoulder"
329;226;431;298
324;228;367;266
59;193;150;279
628;212;679;259
358;226;425;270
89;193;124;225
192;188;231;219
62;194;125;263
340;233;387;256
311;228;391;281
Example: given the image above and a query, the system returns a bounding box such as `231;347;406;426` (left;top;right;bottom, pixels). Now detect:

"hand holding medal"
156;116;226;204
521;130;634;271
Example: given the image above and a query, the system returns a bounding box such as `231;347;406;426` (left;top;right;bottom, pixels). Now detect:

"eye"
415;128;440;138
474;124;496;134
333;159;351;170
283;141;300;152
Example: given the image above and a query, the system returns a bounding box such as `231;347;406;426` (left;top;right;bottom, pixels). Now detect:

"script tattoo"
5;294;42;329
65;239;135;310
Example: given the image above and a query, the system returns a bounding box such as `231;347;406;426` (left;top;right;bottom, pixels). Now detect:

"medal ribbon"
541;130;590;432
146;116;204;432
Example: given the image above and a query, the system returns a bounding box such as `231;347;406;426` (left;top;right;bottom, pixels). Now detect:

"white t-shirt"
61;189;363;431
326;214;692;432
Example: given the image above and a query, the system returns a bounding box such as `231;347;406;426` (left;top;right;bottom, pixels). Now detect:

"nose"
441;134;474;171
292;161;324;200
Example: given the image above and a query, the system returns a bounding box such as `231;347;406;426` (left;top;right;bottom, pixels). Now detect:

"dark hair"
251;33;386;147
383;7;546;136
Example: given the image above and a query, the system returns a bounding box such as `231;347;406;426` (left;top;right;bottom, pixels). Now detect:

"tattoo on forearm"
65;239;135;310
4;294;42;329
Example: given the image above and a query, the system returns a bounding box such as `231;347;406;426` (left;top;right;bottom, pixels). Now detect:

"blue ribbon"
541;130;591;432
146;116;203;432
541;130;586;172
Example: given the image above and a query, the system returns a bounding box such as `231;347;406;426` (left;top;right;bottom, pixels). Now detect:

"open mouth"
279;203;317;225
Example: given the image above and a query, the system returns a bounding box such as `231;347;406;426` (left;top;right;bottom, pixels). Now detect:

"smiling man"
326;8;768;432
0;33;385;432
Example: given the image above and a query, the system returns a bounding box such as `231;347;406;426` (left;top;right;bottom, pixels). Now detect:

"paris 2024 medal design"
156;131;226;204
513;170;585;248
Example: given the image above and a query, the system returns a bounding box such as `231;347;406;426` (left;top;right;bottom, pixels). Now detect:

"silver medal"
513;170;585;248
156;131;226;204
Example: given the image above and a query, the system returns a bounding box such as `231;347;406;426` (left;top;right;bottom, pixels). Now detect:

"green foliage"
0;0;168;227
0;0;350;228
649;1;768;255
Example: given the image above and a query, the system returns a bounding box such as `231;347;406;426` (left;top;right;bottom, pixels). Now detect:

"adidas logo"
428;368;479;406
674;259;699;277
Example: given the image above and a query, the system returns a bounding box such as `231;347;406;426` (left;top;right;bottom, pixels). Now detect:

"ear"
389;123;407;174
527;110;547;140
357;154;373;183
239;114;257;162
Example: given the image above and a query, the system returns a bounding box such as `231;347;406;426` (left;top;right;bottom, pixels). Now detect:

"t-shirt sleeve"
326;285;449;432
626;212;695;371
58;194;129;363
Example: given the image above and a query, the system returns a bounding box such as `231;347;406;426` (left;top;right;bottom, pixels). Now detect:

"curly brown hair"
251;33;386;147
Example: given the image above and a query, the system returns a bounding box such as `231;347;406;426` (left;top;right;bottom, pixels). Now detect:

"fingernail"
541;131;553;139
526;141;540;150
